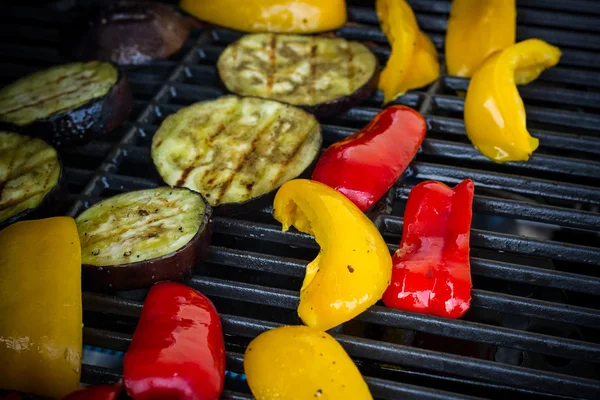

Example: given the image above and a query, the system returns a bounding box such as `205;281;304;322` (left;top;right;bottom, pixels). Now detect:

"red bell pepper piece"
382;179;475;319
311;105;426;211
124;282;226;400
61;383;122;400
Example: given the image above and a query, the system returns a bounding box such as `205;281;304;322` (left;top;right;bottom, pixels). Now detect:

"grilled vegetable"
245;326;372;400
382;180;475;319
124;282;225;400
464;39;561;162
0;131;63;229
217;34;378;117
0;217;82;398
61;383;122;400
78;1;192;65
181;0;346;34
273;179;392;331
152;96;322;207
0;62;132;147
76;187;212;291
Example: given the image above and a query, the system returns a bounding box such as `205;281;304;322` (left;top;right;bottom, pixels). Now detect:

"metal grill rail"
1;0;599;399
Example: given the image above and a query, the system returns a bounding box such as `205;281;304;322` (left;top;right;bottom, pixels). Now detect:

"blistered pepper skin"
312;105;426;211
273;179;392;331
446;0;516;77
245;326;372;400
382;180;474;319
0;217;82;398
124;282;226;400
464;39;561;163
180;0;346;33
376;0;439;104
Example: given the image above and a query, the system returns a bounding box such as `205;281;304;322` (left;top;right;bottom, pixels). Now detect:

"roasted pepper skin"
382;180;474;319
0;217;82;398
273;179;392;331
61;383;122;400
312;105;426;211
464;39;561;163
376;0;440;104
180;0;346;33
446;0;516;77
124;282;226;400
245;326;372;400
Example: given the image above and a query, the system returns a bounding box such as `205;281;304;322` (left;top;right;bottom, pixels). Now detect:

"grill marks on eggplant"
0;62;117;126
0;132;60;224
217;33;378;107
152;96;321;207
76;188;206;266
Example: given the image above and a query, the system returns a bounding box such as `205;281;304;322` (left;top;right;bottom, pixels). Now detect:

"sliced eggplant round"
217;33;379;118
77;1;192;65
0;62;132;148
76;187;212;291
151;95;322;208
0;131;63;230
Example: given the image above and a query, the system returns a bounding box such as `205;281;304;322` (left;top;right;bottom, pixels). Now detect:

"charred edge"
266;34;277;95
214;110;280;205
176;165;195;187
309;39;318;104
0;72;100;117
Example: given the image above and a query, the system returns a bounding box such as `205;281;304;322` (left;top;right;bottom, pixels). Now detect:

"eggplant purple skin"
0;69;133;148
217;60;380;120
0;159;66;232
76;1;193;66
82;195;213;291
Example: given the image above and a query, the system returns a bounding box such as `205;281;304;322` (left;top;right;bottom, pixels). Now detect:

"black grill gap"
1;0;599;399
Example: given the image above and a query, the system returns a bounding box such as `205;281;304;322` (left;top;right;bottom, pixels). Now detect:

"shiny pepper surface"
124;282;226;400
312;105;426;211
61;383;122;400
245;326;372;400
180;0;346;34
446;0;516;77
0;217;82;398
376;0;439;104
273;179;392;331
382;180;474;319
464;39;561;162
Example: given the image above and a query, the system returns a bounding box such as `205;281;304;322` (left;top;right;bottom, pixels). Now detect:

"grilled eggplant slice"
77;1;193;65
151;95;322;208
0;62;132;147
217;33;379;118
76;187;211;291
0;132;63;230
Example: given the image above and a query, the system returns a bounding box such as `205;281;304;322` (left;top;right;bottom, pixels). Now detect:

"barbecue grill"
1;0;599;398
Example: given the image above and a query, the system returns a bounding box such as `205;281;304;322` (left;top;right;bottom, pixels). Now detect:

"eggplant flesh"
0;62;132;147
217;33;379;117
0;132;61;229
78;1;192;65
151;95;322;207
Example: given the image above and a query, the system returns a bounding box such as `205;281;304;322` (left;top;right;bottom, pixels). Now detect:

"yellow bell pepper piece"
446;0;516;78
0;217;82;398
180;0;347;34
376;0;440;104
245;326;372;400
273;179;392;331
464;39;561;163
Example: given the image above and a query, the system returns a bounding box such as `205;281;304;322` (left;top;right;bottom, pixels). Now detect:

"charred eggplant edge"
81;189;213;291
0;67;133;148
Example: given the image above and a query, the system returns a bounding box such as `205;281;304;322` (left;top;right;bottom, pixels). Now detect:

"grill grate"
1;0;600;399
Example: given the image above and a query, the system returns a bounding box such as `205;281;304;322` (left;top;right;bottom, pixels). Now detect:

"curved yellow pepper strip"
446;0;516;78
180;0;347;34
464;39;561;163
376;0;440;104
245;326;372;399
0;217;82;398
273;179;392;331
